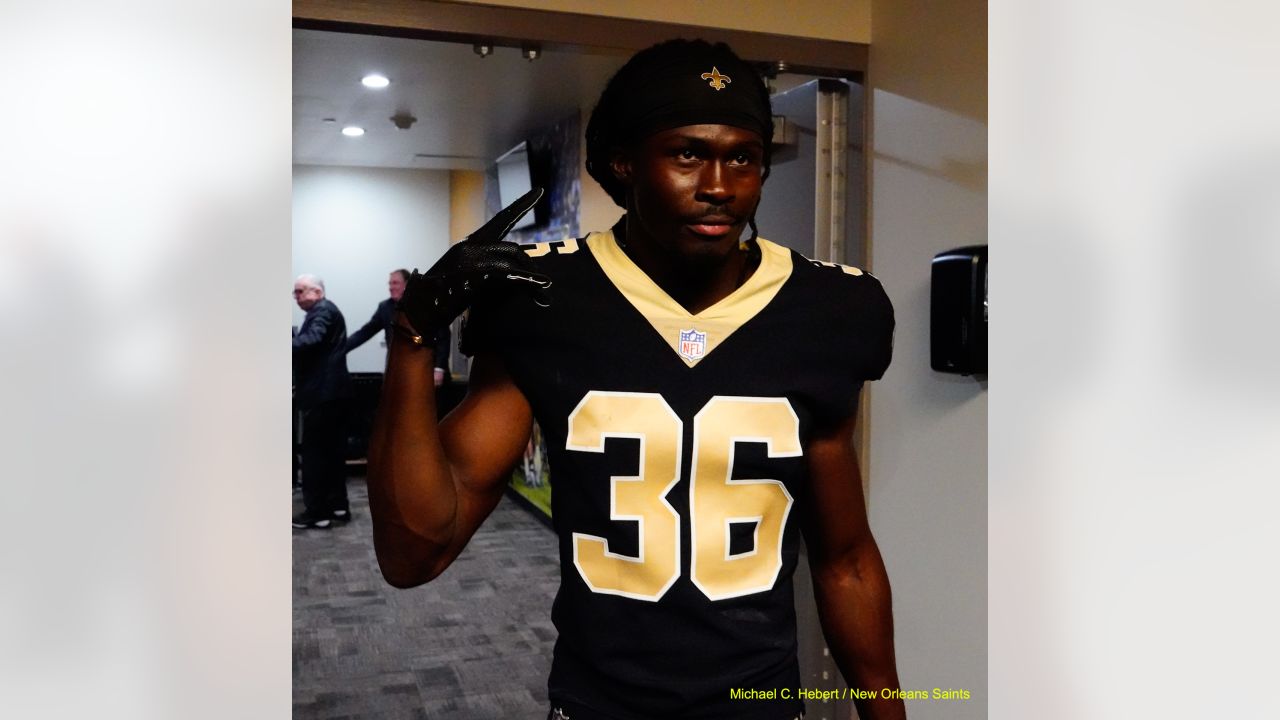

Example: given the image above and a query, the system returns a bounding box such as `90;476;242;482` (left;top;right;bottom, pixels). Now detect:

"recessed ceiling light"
361;74;390;88
342;126;365;137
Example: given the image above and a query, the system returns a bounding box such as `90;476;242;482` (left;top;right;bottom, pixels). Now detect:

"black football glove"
398;187;552;337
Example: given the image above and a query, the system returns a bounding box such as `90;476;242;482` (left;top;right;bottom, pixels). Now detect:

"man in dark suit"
292;273;353;529
347;268;452;389
345;268;407;354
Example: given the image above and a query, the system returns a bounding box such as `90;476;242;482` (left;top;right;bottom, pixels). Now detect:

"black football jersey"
467;230;894;719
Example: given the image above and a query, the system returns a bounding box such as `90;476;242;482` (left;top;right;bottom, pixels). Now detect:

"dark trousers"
300;399;350;516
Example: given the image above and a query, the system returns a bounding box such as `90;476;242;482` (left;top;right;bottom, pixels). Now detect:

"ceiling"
292;29;629;171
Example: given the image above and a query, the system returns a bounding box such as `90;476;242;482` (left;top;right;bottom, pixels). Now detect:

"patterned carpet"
293;477;559;719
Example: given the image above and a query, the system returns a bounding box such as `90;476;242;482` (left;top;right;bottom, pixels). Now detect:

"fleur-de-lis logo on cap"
700;66;731;91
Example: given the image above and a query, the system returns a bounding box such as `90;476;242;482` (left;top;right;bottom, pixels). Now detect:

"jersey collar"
586;229;793;368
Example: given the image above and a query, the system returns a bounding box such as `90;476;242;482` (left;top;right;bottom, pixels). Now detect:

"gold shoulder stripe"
811;259;864;276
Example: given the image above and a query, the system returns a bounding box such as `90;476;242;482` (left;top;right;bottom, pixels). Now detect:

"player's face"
388;272;406;301
622;124;764;266
293;281;322;311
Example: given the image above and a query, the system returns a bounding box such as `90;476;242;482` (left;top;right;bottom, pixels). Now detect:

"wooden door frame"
293;0;867;78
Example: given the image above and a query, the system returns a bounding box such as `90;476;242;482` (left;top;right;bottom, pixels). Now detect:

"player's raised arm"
799;411;907;720
366;189;550;589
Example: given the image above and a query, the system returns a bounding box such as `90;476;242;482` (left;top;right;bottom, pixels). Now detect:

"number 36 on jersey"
565;391;801;603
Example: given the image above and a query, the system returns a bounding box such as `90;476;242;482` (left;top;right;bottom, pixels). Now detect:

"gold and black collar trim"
586;230;792;367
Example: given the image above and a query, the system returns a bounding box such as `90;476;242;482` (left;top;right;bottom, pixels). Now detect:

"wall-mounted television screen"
495;140;550;231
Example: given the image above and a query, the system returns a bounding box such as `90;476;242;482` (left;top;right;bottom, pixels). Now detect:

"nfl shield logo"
678;328;707;362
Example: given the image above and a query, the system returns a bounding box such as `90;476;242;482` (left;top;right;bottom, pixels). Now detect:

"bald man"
292;274;353;529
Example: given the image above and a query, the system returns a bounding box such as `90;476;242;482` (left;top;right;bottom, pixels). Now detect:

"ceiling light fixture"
521;44;541;62
390;111;417;130
361;74;390;88
341;126;365;137
474;43;492;58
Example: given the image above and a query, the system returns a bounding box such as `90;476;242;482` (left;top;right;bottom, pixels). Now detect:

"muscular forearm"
366;189;544;587
366;327;457;586
813;544;907;720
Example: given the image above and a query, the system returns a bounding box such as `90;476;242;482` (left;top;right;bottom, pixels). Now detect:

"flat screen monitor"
495;141;537;231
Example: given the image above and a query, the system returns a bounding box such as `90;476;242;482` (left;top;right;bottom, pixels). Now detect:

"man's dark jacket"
345;297;396;352
345;297;452;373
293;297;352;410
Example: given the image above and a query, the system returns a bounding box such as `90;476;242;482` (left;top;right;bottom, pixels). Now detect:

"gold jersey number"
566;391;799;602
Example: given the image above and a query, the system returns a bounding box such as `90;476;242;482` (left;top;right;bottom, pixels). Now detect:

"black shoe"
330;509;352;524
292;512;331;529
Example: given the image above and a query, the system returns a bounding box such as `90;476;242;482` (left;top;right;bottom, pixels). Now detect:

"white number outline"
566;391;683;602
565;392;802;603
689;396;800;601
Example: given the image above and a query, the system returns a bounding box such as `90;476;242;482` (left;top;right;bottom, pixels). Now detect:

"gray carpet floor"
293;478;559;719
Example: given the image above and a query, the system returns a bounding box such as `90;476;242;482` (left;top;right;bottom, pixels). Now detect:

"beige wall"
867;1;988;717
444;0;871;43
448;169;487;244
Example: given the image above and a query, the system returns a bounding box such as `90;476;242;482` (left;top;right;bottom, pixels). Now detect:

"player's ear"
609;146;632;187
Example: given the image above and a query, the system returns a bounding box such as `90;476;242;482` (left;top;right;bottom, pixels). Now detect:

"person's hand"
398;187;551;337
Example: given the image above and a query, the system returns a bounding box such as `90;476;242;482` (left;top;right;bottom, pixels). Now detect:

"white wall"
292;165;451;372
867;0;988;716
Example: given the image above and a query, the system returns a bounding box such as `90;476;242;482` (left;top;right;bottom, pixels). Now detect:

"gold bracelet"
390;323;428;347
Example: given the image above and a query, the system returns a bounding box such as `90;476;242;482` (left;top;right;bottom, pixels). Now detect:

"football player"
368;39;905;720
